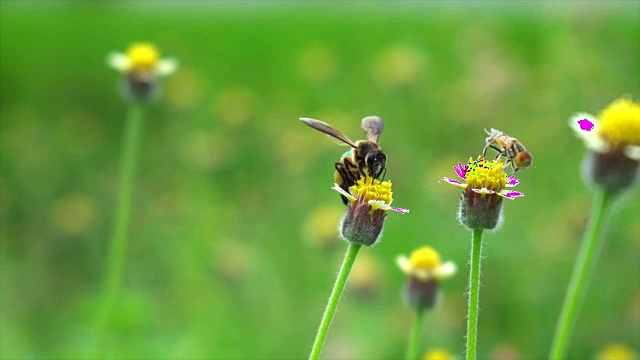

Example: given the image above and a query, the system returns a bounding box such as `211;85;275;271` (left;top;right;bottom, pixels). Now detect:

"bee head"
514;151;532;170
366;151;387;178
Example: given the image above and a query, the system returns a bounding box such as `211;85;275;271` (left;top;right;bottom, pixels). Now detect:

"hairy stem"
466;228;484;360
309;243;361;360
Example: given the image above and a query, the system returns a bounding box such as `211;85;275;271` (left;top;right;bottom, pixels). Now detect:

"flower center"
409;246;441;272
597;97;640;147
349;176;393;204
126;42;160;70
465;157;507;192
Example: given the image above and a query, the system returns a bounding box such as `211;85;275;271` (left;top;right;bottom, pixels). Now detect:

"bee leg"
482;144;490;157
379;167;387;182
343;157;362;182
335;162;355;205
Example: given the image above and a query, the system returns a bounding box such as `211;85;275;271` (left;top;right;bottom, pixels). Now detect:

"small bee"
300;116;387;204
482;128;532;173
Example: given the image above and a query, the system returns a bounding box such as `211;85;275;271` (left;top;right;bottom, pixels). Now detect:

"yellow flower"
108;42;177;76
570;96;640;193
397;246;456;281
596;343;638;360
571;96;640;160
442;156;523;230
397;246;455;310
332;176;408;246
423;348;454;360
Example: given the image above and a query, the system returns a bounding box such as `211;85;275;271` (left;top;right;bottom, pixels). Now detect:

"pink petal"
506;175;520;186
498;190;524;199
441;177;465;186
392;207;410;214
454;162;468;179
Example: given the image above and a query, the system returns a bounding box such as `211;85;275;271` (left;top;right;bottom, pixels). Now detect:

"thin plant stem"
94;104;145;356
309;243;362;360
407;309;425;360
466;228;484;360
549;190;614;360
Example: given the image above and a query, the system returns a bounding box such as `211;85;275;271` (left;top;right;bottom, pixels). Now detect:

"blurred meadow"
1;1;639;359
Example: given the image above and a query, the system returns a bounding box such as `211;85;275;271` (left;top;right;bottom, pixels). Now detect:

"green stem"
94;104;145;357
309;243;361;360
407;309;425;360
549;190;614;360
466;228;484;360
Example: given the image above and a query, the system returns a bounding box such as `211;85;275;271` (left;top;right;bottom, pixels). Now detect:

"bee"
482;128;532;173
300;116;386;204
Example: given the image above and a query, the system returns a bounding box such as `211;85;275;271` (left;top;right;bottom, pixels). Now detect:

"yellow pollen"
597;97;640;147
409;246;441;272
349;176;393;204
126;42;160;70
465;157;507;192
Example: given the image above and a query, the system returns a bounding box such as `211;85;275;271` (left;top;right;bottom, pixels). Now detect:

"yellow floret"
126;42;160;70
598;97;640;147
350;176;393;204
410;246;442;272
465;157;507;192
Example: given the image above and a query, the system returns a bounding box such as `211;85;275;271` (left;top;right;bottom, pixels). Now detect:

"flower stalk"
549;190;614;360
95;103;145;356
407;309;425;360
466;228;484;360
309;243;361;360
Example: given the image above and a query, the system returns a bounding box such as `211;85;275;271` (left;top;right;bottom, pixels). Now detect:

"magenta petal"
454;162;468;179
442;177;465;185
499;190;524;199
506;175;520;186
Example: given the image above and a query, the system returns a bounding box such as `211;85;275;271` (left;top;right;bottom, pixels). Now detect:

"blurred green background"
1;1;639;359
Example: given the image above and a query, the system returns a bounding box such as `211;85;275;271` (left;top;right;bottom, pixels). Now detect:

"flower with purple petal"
569;96;640;194
442;156;523;230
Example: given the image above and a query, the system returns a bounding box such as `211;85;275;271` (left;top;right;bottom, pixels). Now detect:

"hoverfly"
300;116;386;204
482;128;532;173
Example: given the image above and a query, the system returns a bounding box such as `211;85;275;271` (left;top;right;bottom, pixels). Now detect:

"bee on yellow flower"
442;156;523;230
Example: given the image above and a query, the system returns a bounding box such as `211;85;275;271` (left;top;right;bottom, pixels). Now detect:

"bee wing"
361;116;384;143
300;117;358;148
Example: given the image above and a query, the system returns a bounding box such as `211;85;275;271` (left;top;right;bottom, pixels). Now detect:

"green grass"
1;1;639;359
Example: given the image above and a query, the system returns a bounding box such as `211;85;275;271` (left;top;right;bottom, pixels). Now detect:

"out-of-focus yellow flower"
108;42;177;76
302;204;343;249
50;193;97;236
397;246;456;281
596;343;638;360
571;97;640;159
373;45;425;88
569;96;640;193
397;246;455;310
423;348;454;360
